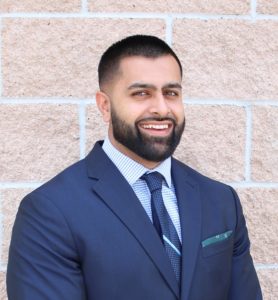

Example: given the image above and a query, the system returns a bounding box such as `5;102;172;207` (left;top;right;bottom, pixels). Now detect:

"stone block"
175;105;245;181
0;271;7;300
173;20;278;100
257;0;278;15
2;19;165;97
89;0;250;14
252;107;278;181
257;269;278;300
1;189;32;264
0;104;79;181
86;104;108;153
238;188;278;263
0;0;80;13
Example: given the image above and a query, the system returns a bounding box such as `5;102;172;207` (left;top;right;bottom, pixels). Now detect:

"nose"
149;93;170;117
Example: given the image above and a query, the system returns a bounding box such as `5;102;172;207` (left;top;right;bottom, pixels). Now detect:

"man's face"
98;55;185;167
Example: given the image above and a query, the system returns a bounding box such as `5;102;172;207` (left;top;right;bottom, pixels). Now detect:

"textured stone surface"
252;107;278;181
0;272;7;300
238;188;278;263
86;104;108;152
2;19;165;98
257;269;278;300
0;105;79;181
173;20;278;100
175;105;245;181
89;0;250;14
1;189;32;264
257;0;278;15
0;0;80;12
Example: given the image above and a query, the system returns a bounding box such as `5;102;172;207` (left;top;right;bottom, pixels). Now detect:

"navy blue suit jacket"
7;141;262;299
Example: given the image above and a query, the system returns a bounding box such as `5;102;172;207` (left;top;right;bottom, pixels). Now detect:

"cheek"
170;102;185;121
118;103;148;123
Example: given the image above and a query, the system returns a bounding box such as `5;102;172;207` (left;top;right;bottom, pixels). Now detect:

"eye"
164;90;179;97
131;90;149;97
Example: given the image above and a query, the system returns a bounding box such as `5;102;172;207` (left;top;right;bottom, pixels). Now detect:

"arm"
6;192;86;300
228;187;262;300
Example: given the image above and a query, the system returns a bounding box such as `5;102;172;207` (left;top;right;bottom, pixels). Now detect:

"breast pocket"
202;233;234;258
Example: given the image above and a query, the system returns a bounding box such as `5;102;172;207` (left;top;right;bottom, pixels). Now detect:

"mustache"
136;117;177;126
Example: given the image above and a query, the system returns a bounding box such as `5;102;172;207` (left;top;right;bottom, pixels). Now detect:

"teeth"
142;124;169;129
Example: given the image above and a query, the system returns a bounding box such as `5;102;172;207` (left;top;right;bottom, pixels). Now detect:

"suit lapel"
172;159;202;300
86;142;179;299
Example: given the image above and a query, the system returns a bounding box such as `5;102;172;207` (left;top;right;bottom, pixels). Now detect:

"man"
7;35;262;300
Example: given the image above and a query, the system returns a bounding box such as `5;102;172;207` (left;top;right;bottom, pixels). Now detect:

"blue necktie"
141;172;181;283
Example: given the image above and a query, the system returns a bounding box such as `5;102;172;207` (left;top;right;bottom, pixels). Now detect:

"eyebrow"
127;82;182;90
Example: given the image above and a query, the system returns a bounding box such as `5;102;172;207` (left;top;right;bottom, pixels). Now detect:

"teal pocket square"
202;230;233;248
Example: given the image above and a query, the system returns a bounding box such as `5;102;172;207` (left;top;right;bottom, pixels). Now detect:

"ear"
96;91;111;123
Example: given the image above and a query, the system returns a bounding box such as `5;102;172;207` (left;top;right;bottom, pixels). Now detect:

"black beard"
111;108;185;162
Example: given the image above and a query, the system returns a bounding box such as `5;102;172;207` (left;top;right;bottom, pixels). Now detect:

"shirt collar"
102;137;172;187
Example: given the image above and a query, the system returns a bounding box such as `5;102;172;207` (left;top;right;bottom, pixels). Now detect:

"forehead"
117;55;182;85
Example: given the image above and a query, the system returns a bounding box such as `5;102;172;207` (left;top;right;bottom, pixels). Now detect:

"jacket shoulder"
172;157;231;190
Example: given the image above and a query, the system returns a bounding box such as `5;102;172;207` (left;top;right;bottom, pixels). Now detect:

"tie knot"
141;171;164;193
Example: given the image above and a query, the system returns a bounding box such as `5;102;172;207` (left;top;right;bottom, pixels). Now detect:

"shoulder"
18;158;88;218
172;157;239;211
20;141;115;214
35;158;88;198
27;141;107;202
172;157;231;191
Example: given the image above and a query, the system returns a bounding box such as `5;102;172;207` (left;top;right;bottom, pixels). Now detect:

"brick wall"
0;1;277;299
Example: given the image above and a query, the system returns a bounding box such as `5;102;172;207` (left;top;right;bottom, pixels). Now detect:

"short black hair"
98;35;182;89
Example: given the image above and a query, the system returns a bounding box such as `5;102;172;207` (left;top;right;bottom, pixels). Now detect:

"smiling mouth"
138;120;174;136
141;124;169;130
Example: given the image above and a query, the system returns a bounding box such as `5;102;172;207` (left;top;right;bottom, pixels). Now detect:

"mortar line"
255;263;278;270
81;0;88;14
79;103;86;159
183;99;278;106
250;101;278;106
0;12;167;19
183;99;248;106
256;14;278;20
251;0;257;21
244;105;252;181
0;12;255;20
0;264;6;272
165;16;173;46
0;12;275;20
173;14;252;20
0;182;43;189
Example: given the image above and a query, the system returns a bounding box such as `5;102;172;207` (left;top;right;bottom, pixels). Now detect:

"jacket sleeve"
6;192;86;300
228;187;263;300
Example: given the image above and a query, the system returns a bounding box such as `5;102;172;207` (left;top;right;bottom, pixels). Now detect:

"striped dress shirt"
102;137;182;242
